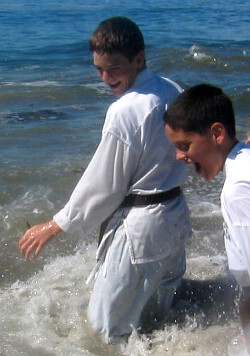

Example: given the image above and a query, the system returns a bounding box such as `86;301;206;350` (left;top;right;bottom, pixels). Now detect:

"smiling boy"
164;83;250;350
19;17;191;343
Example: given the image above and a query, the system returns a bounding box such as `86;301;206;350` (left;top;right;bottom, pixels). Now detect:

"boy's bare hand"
19;219;62;260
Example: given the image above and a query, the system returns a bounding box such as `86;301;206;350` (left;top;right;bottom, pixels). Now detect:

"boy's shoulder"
225;142;250;184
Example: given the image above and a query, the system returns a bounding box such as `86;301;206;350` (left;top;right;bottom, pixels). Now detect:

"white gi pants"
87;223;186;344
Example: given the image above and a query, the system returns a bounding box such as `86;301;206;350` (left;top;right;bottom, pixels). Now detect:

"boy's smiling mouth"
194;162;201;175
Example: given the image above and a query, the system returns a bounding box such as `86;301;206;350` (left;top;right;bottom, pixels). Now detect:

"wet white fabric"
221;142;250;287
87;223;186;344
53;69;191;342
53;69;189;263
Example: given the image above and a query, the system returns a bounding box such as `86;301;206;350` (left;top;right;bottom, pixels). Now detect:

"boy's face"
93;51;145;97
166;124;224;181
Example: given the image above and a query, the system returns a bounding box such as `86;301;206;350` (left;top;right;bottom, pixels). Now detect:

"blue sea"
0;1;249;355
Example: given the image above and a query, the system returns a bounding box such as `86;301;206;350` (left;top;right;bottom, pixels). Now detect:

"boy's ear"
135;50;145;68
210;122;226;144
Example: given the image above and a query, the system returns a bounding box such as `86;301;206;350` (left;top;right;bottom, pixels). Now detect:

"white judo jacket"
54;69;191;264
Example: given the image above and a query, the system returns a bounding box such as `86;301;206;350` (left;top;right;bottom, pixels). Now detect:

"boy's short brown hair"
164;84;236;138
89;17;145;62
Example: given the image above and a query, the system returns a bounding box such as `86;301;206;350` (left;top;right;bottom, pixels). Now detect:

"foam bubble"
0;246;246;355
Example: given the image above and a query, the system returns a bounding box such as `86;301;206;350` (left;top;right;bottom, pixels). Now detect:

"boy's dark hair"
164;84;236;138
89;17;145;62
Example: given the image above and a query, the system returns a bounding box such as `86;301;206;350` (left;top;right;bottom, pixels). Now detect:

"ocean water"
0;0;249;355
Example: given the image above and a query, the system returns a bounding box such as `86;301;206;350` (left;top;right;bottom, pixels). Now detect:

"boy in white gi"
19;17;191;343
164;83;250;352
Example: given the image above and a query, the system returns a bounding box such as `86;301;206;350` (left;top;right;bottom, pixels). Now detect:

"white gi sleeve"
223;181;250;284
53;131;138;235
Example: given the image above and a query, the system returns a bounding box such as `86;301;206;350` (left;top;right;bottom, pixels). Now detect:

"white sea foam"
191;201;222;218
0;1;249;354
3;80;61;87
189;45;210;60
0;244;247;356
85;82;111;95
21;80;62;87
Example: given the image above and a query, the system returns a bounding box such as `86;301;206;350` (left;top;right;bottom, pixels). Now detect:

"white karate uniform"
221;142;250;287
53;69;191;342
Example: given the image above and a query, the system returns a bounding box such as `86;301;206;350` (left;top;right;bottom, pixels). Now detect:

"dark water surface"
0;1;249;355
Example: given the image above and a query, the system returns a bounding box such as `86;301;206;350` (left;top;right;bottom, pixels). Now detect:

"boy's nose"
176;150;187;161
100;70;111;83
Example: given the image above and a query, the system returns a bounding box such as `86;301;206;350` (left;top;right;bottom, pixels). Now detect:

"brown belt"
98;186;181;246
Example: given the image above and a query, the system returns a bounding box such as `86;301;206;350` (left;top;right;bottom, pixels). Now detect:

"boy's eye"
96;66;122;76
108;66;122;74
177;143;190;152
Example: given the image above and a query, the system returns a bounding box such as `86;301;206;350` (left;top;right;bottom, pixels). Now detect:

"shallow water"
0;0;249;354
